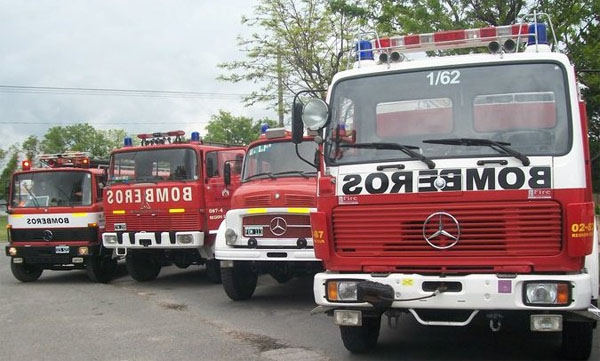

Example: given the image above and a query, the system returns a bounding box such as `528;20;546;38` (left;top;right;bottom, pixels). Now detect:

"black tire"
339;314;381;353
269;268;293;284
126;252;161;282
11;262;43;282
205;259;222;284
86;255;118;283
561;320;594;360
221;262;258;301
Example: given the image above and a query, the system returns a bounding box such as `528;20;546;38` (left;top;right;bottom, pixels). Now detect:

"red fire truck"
102;131;245;282
5;152;116;282
292;18;599;359
215;128;321;300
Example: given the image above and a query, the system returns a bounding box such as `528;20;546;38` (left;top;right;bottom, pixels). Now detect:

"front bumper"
5;245;100;265
314;272;593;311
216;246;318;261
102;231;204;249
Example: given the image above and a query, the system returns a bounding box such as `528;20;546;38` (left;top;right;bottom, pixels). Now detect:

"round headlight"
8;247;17;256
526;283;557;304
225;228;238;246
302;99;329;130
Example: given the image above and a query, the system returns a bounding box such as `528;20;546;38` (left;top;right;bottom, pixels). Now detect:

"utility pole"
277;51;284;127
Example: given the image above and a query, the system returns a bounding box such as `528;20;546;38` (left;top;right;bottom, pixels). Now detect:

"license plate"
114;223;127;231
55;245;70;254
244;226;263;237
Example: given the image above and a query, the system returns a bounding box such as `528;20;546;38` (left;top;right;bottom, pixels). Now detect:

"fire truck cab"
5;152;116;283
215;128;322;300
293;18;599;360
102;131;245;282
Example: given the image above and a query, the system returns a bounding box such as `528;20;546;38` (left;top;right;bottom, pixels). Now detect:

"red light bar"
38;152;91;168
21;160;31;171
373;24;532;54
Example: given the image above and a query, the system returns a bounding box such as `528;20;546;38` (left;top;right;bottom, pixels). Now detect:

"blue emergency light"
124;137;133;147
528;23;548;45
191;131;200;142
261;124;270;134
355;40;374;61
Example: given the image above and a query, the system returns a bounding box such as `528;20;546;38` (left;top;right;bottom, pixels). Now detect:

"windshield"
11;171;93;208
327;62;570;165
243;141;318;181
110;148;197;183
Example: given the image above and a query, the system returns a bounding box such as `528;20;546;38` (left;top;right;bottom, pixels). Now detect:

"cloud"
0;0;274;146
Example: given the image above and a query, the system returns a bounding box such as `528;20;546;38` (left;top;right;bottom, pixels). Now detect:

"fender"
214;219;229;259
584;216;599;300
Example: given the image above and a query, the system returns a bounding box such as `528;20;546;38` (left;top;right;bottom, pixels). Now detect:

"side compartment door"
203;149;246;234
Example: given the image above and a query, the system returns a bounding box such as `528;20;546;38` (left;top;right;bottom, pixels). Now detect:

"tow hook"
487;313;504;332
385;310;402;329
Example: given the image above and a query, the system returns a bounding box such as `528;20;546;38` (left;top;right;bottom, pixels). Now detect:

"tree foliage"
0;151;18;200
22;136;39;163
219;0;359;111
40;123;125;159
203;110;277;145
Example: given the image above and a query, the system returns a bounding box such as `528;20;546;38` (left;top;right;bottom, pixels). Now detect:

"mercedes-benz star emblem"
42;229;53;242
269;217;288;236
422;212;460;250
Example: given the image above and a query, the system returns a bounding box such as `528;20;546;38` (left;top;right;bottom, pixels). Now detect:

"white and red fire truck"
5;152;116;282
215;128;321;300
102;131;245;282
292;18;599;359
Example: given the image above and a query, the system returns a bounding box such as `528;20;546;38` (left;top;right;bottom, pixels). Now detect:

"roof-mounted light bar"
372;24;533;56
38;151;91;168
136;130;186;146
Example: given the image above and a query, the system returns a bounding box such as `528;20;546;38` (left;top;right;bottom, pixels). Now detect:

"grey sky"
0;0;274;147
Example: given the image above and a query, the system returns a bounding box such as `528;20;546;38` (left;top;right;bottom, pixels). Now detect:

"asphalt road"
1;255;599;361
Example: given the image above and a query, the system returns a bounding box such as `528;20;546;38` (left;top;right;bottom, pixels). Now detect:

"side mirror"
101;168;108;186
291;101;304;145
224;162;231;186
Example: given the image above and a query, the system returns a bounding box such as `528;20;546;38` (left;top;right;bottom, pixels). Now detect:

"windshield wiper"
340;142;436;169
245;172;276;181
422;138;530;166
23;186;40;208
271;170;315;179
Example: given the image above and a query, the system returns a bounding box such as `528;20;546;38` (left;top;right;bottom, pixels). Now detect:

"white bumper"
215;207;318;262
314;272;593;311
102;231;204;249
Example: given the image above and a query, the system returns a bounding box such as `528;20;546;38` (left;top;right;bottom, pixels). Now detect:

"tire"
205;259;222;284
561;320;594;360
269;266;293;284
126;252;161;282
339;314;381;353
221;261;258;301
11;262;43;282
86;255;118;283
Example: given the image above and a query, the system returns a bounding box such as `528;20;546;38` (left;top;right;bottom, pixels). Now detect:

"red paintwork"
103;142;245;244
313;186;594;273
8;167;105;246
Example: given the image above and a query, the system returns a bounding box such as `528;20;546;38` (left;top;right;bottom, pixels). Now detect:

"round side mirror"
302;99;329;130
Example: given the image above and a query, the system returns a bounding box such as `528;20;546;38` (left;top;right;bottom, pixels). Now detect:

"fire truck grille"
10;228;98;242
332;201;561;257
244;195;271;207
105;213;201;231
242;214;312;238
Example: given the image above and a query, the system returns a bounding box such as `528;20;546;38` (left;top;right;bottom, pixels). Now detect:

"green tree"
219;0;359;111
22;135;39;163
40;123;125;159
204;110;277;145
0;151;18;201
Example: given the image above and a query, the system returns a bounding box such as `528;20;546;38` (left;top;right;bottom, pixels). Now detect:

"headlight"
177;234;194;245
524;282;570;306
327;280;359;302
8;247;17;256
225;228;238;246
78;247;89;256
104;234;118;244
